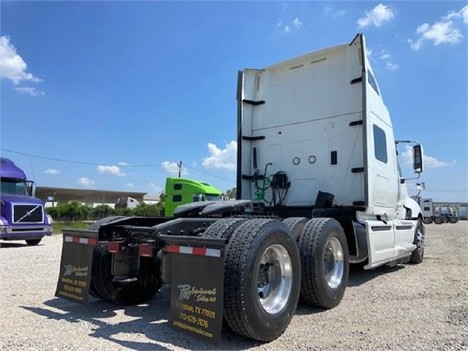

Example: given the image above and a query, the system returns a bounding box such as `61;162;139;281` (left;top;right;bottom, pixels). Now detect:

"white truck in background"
419;198;458;224
457;205;468;220
56;34;426;343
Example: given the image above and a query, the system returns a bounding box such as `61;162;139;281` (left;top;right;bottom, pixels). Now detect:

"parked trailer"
56;34;425;343
458;205;468;220
419;198;458;224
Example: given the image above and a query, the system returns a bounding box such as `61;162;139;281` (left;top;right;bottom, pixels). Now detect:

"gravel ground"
0;222;467;350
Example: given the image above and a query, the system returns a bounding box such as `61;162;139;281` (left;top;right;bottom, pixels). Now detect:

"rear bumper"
0;225;53;240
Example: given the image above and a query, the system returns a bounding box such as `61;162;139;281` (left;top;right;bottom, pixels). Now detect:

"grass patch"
52;222;90;234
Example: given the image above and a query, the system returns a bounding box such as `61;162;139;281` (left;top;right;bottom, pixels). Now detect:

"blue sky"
1;1;467;202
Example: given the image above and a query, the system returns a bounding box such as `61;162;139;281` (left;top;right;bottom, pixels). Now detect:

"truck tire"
203;218;247;240
25;239;42;246
449;217;458;223
409;219;425;264
434;217;443;224
299;218;349;309
223;219;301;342
423;217;432;225
88;216;127;298
92;242;162;305
282;217;308;241
88;281;101;298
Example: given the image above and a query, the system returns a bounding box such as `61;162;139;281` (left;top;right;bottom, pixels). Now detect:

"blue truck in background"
0;157;52;245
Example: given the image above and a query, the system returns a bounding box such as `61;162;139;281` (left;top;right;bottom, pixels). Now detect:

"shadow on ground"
21;286;261;350
347;264;404;287
22;264;407;350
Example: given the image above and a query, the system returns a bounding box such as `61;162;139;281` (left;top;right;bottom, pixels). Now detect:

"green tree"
114;207;133;217
91;204;115;220
155;191;165;216
132;203;161;217
224;187;237;200
46;207;58;221
53;201;89;222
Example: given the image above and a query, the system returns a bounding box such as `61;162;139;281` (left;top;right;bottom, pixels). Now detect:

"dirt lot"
0;222;467;350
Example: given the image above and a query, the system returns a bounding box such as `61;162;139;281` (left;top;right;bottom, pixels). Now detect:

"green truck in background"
164;177;223;217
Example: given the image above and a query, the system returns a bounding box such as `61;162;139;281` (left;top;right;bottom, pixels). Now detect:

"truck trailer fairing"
238;34;399;217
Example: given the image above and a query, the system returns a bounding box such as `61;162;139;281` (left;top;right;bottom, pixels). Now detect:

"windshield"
205;194;222;201
0;178;29;196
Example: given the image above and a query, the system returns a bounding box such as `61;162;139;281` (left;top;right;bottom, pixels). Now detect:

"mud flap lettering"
55;231;97;305
161;235;225;345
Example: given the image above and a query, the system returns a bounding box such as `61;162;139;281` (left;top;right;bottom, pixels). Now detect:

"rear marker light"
139;244;153;257
64;236;97;246
165;244;221;258
108;241;124;253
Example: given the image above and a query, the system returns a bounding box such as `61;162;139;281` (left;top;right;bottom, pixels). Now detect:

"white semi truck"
56;34;425;343
419;198;458;224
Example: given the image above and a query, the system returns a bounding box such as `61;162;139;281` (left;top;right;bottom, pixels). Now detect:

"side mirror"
413;144;424;173
25;181;36;197
193;194;203;202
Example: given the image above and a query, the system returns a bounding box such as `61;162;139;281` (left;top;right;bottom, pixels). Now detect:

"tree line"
46;201;165;222
46;187;236;222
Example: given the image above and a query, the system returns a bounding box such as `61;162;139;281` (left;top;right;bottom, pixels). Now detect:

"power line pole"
178;160;182;178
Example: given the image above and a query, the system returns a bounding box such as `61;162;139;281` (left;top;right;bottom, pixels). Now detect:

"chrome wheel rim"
257;244;293;314
416;226;425;254
324;236;344;289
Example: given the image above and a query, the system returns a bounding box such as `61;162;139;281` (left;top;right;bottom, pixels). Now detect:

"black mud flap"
160;235;225;345
55;230;97;305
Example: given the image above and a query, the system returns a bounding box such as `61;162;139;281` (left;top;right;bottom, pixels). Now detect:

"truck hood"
0;193;44;206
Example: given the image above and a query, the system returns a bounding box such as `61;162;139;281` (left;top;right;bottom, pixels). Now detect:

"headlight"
47;214;53;224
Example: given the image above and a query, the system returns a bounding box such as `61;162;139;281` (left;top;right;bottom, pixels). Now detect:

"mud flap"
160;235;225;345
55;230;97;305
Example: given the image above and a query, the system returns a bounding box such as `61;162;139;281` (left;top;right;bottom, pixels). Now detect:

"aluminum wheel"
416;225;425;254
257;244;293;315
323;236;344;289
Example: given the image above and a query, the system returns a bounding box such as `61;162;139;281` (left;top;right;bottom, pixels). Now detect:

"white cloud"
444;5;468;24
0;36;40;84
44;169;61;175
380;50;399;71
408;6;466;50
423;155;457;168
118;161;129;166
0;36;43;96
292;18;303;29
401;146;456;169
78;177;95;188
161;161;188;177
202;141;237;170
125;183;135;189
277;17;304;33
97;165;126;177
357;4;395;28
324;6;346;18
463;5;468;24
14;86;44;96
